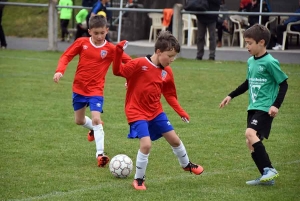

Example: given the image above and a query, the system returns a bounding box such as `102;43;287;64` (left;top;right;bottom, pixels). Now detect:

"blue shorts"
72;92;104;112
127;112;174;141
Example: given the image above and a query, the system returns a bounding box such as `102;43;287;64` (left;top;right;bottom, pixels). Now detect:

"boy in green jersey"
219;24;288;186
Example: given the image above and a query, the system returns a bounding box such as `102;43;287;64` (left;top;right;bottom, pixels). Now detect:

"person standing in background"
0;0;7;49
86;0;111;41
239;0;252;11
58;0;73;42
216;0;230;47
74;8;89;40
246;0;270;27
196;0;220;60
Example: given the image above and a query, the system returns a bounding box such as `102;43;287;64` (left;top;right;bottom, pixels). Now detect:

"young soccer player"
53;15;131;167
112;31;204;190
219;24;288;186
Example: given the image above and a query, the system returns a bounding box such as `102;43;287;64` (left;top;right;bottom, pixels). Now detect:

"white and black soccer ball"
109;154;133;178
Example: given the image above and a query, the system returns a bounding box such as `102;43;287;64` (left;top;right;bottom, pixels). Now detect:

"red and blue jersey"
55;37;131;96
114;55;187;123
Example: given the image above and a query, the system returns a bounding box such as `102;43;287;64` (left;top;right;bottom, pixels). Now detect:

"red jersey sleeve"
55;39;82;74
163;67;189;120
121;52;132;64
113;41;138;78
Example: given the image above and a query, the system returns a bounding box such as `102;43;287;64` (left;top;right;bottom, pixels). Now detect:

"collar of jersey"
89;37;107;48
253;52;268;60
145;55;164;69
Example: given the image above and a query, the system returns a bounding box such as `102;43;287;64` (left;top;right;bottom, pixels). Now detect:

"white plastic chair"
229;15;246;48
265;16;277;28
222;31;231;47
148;13;166;42
182;14;198;46
282;20;300;50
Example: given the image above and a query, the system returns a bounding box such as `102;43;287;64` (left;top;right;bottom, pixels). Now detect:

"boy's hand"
116;40;128;50
219;96;232;108
268;106;278;118
53;72;63;83
179;111;190;123
181;117;189;123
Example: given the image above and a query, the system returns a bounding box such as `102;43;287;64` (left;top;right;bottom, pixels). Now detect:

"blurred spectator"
239;0;252;12
86;0;111;41
82;0;97;7
246;0;269;27
74;8;89;40
0;0;7;49
162;8;173;33
272;2;300;50
216;0;230;47
196;0;221;60
58;0;73;42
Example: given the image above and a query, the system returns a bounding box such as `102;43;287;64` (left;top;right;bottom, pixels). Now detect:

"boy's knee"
75;118;85;125
92;117;102;125
140;144;151;154
245;128;256;139
170;139;181;147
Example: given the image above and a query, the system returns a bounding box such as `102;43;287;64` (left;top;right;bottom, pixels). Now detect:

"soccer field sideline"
5;36;300;64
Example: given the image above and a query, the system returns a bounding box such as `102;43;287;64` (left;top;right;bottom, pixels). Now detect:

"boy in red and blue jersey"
113;31;204;190
53;15;131;168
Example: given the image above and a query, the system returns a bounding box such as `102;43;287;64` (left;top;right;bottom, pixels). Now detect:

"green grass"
0;50;300;201
2;0;82;38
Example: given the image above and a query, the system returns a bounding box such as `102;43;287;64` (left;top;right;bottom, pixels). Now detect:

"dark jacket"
247;0;270;26
284;8;300;31
218;3;229;24
196;0;221;24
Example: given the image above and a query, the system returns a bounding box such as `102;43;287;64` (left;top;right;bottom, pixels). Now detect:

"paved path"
5;36;300;64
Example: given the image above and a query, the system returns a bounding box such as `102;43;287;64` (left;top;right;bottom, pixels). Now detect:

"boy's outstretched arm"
113;40;128;76
53;41;81;83
219;79;248;108
165;95;190;123
162;70;190;123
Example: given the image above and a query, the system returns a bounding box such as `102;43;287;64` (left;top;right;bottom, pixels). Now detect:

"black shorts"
247;110;274;140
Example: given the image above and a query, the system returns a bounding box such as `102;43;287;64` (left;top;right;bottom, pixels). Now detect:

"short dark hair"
89;15;107;29
154;30;180;53
243;24;271;46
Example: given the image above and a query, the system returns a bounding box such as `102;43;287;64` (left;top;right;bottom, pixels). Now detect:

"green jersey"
58;0;73;20
75;9;88;24
246;53;288;112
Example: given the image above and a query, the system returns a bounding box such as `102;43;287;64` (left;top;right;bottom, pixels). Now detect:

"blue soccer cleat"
246;177;275;186
260;167;279;182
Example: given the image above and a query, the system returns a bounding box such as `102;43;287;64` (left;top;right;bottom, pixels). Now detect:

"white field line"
8;159;300;201
0;55;58;62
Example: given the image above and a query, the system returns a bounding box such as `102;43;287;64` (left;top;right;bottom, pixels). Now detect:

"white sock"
134;150;149;179
82;116;93;130
93;124;104;158
172;141;189;168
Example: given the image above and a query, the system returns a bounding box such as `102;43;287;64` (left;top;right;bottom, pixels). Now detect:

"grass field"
2;0;82;38
0;50;299;201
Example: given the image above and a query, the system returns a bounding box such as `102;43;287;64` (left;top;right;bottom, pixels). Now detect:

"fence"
0;1;299;51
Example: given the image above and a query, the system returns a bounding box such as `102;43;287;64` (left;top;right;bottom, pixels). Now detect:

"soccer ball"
109;154;133;178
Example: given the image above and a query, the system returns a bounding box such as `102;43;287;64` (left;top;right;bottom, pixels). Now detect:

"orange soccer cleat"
97;154;110;167
183;161;204;175
132;178;146;190
87;130;94;142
